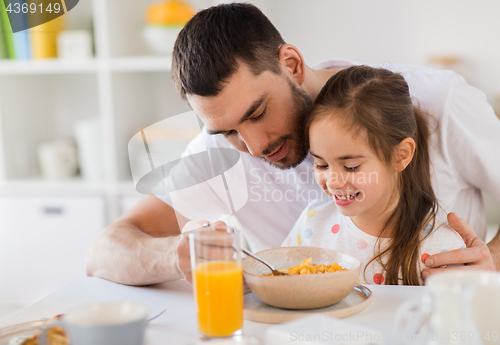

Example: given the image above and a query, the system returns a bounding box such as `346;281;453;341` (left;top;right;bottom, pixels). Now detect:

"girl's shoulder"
420;217;466;252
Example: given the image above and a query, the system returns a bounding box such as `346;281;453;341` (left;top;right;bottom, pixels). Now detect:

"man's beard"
262;78;313;170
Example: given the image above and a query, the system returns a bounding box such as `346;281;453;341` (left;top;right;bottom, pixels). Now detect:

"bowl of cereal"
242;246;361;309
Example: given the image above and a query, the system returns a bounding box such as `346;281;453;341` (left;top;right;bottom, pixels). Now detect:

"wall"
263;0;500;109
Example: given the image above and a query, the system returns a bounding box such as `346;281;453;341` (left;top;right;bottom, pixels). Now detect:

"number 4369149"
5;2;62;14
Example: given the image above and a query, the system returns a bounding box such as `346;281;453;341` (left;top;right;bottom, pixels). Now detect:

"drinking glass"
189;227;243;339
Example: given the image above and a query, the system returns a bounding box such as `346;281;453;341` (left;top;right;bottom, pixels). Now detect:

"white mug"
394;270;500;345
57;30;93;59
37;140;78;179
470;272;500;344
38;302;148;345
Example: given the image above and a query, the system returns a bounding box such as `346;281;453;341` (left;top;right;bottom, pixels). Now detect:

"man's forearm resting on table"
85;220;184;285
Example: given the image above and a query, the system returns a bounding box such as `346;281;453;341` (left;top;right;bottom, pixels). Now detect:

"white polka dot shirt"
282;199;465;285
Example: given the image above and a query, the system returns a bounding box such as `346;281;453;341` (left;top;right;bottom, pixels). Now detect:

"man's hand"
422;212;496;280
176;220;227;284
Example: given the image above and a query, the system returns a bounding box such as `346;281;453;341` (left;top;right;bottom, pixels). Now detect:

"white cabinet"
0;195;105;305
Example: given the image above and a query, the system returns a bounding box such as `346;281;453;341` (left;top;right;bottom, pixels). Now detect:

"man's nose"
239;129;269;157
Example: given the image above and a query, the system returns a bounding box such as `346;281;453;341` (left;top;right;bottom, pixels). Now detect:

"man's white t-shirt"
281;199;466;285
156;59;500;252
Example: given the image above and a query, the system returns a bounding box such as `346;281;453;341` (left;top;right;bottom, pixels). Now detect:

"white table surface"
0;277;427;344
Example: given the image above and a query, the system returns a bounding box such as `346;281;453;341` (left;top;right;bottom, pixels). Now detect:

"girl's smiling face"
309;115;399;233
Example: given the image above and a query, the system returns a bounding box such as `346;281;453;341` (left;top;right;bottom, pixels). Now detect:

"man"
86;3;499;285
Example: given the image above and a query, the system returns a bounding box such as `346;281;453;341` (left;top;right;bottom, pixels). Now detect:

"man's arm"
488;224;500;269
85;195;189;285
420;72;500;278
422;213;497;280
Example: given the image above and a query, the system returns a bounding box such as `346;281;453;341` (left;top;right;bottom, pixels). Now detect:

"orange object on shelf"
145;0;196;26
194;261;243;338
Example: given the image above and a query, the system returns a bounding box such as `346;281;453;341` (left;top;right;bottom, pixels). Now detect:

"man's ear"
278;44;305;85
394;138;415;172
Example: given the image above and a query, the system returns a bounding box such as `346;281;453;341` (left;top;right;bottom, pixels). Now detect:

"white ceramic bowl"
242;246;361;310
143;26;183;55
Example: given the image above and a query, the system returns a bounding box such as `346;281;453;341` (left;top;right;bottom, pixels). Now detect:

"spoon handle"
241;248;276;273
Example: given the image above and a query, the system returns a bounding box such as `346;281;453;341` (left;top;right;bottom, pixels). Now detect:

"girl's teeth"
337;194;356;201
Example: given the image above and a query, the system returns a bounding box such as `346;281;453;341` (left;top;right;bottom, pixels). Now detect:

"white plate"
244;284;372;324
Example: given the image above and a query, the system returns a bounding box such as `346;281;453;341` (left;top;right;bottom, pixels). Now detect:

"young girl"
283;66;464;285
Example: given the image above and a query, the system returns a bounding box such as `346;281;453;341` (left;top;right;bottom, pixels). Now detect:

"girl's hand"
421;212;496;280
175;220;228;284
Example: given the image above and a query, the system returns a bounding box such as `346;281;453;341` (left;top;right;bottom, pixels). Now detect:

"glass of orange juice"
189;227;243;339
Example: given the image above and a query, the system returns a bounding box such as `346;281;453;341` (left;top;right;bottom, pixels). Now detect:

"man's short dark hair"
172;3;286;100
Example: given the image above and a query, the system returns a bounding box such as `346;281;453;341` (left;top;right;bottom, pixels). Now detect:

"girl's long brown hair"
305;66;437;285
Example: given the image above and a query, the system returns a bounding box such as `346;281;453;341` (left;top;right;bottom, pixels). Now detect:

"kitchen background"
1;0;499;320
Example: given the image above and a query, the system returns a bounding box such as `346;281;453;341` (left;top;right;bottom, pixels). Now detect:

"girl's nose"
325;171;351;192
326;172;340;190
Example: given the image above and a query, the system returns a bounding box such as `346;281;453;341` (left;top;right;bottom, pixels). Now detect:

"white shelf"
0;59;99;75
0;56;172;75
0;177;138;195
0;177;107;195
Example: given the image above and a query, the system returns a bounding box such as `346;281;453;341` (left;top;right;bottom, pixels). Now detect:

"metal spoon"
147;309;167;322
241;248;289;276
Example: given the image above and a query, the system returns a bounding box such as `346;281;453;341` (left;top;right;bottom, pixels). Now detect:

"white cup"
37;140;78;179
38;302;148;345
57;30;93;59
470;272;500;344
74;117;104;181
394;270;500;345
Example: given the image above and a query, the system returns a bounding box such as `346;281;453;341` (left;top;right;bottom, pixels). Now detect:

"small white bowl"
143;26;183;55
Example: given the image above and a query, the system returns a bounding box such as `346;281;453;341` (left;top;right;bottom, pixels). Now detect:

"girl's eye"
344;165;360;172
314;163;328;170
